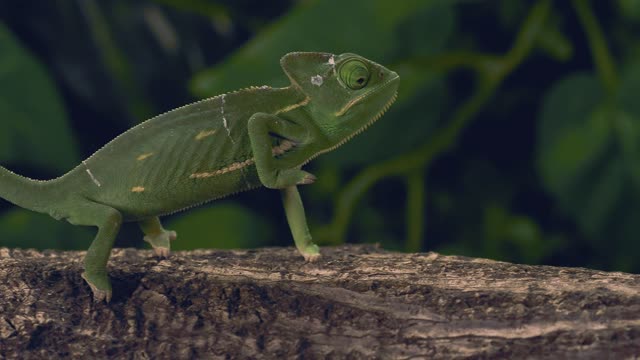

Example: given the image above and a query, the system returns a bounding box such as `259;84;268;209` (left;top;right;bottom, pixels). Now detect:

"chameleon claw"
144;229;175;258
81;272;112;303
300;244;321;262
303;252;321;262
100;289;113;303
154;246;170;258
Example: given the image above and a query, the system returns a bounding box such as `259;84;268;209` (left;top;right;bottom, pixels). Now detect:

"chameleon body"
0;52;399;302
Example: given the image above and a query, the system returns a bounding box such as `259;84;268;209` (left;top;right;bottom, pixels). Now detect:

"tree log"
0;245;638;359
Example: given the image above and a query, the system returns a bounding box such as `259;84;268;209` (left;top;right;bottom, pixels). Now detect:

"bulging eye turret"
339;59;370;90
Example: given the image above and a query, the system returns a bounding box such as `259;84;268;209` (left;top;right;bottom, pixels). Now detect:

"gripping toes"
301;243;321;262
144;230;177;258
274;169;316;188
81;272;112;303
298;171;317;185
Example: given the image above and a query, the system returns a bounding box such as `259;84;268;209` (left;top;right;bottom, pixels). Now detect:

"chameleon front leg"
248;112;320;260
248;112;316;189
282;185;320;261
139;216;177;258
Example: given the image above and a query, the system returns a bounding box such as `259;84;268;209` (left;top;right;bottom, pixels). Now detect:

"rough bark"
0;245;638;359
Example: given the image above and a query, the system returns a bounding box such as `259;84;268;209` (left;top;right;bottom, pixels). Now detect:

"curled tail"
0;165;57;214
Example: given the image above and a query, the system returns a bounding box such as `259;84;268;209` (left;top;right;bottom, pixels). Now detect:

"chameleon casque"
0;52;399;302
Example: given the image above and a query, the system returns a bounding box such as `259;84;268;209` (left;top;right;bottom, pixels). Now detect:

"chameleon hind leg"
139;216;176;258
66;201;122;303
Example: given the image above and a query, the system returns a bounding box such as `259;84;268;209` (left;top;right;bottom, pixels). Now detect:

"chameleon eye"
339;59;370;90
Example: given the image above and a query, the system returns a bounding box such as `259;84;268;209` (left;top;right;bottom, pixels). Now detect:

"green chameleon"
0;52;399;302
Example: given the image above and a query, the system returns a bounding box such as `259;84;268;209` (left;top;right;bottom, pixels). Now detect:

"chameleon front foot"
281;186;321;262
144;229;177;258
300;243;321;262
81;272;112;303
297;171;317;185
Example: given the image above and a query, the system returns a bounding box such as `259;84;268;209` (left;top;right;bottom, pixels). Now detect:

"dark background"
1;0;638;273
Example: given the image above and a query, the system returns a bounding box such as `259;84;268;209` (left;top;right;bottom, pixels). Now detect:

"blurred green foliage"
0;23;79;172
169;204;273;250
0;0;638;273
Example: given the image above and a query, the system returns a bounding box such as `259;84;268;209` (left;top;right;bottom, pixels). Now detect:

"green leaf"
618;0;640;22
167;204;273;250
537;73;609;194
150;0;230;18
497;0;528;29
536;64;640;264
535;21;573;62
0;208;90;250
0;23;79;173
393;3;456;58
537;74;617;237
617;62;640;116
482;204;563;264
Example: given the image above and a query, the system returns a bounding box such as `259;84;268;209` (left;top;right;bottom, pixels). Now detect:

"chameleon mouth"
335;74;399;116
302;89;398;165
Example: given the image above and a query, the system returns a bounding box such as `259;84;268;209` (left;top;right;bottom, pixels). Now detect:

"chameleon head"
281;52;399;148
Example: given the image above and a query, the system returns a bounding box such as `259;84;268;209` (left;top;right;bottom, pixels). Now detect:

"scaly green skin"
0;52;399;302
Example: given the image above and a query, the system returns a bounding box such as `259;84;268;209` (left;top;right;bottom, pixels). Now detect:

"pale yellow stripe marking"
131;186;145;193
137;153;154;161
335;77;399;116
190;141;296;180
195;129;216;140
335;96;362;116
274;97;310;115
190;159;255;179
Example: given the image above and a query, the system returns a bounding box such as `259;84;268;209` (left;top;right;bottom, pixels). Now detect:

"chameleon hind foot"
139;217;177;258
144;229;177;258
81;272;112;303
